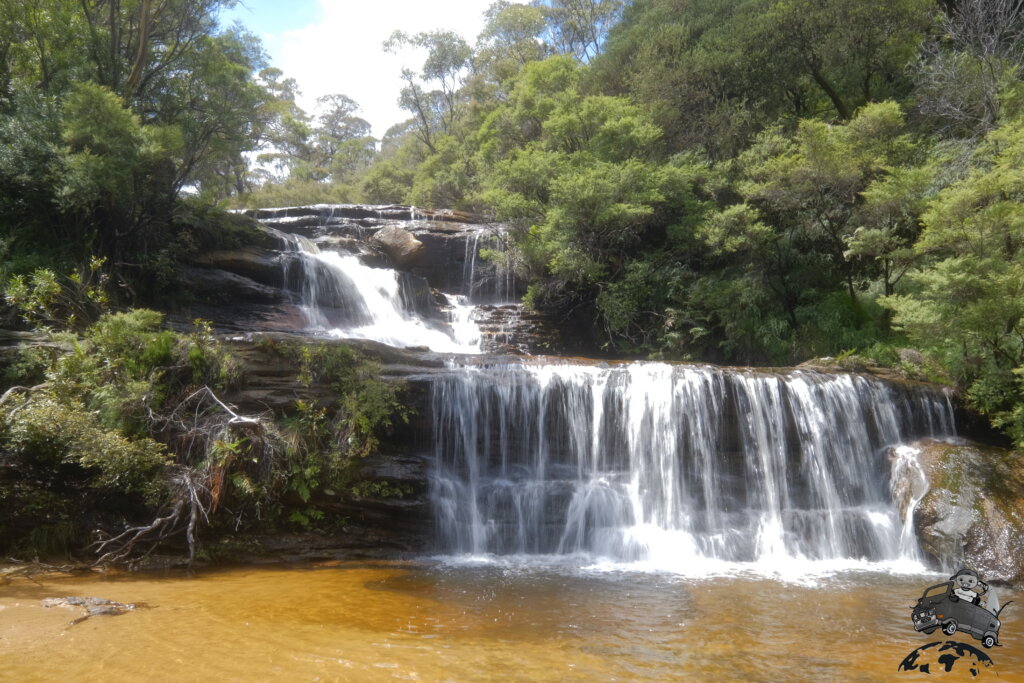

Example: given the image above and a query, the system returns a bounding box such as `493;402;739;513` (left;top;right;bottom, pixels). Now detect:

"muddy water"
1;562;1021;682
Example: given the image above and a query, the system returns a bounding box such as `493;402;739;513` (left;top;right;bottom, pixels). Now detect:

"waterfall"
462;227;518;304
276;229;482;354
429;361;956;570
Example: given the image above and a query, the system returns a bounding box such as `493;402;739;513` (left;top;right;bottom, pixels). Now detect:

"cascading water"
275;229;482;354
462;228;518;304
430;361;956;572
246;206;961;576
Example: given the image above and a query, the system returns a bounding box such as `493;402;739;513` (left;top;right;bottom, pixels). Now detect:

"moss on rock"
912;439;1024;586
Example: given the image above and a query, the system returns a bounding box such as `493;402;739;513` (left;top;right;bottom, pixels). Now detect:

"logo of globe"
898;641;995;677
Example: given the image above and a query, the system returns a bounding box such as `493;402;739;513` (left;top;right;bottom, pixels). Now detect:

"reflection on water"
1;562;1021;681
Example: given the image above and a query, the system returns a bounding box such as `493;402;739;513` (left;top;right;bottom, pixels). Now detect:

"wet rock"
475;304;568;355
910;439;1024;586
167;304;308;336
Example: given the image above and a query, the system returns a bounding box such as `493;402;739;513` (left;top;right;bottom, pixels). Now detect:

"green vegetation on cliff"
0;308;411;564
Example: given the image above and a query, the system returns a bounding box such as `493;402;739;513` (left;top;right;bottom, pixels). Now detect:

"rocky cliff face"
904;439;1024;586
205;334;449;559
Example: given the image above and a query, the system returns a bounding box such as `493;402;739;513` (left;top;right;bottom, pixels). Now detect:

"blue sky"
218;0;520;138
220;1;321;37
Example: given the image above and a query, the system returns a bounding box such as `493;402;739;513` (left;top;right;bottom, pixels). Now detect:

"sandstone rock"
194;246;283;288
177;267;286;305
370;225;425;269
908;439;1024;586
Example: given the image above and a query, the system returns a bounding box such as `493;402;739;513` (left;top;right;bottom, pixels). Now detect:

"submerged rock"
910;439;1024;586
42;596;141;626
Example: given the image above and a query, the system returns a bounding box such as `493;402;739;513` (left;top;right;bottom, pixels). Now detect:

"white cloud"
270;0;521;138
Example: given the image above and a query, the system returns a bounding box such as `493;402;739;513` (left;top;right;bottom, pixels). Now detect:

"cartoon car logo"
912;581;1005;648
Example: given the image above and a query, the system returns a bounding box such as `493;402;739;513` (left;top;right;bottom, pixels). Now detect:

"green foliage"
360;160;415;205
598;0;932;156
0;345;50;388
0;305;251;557
5;256;109;331
59;81;160;212
350;480;413;500
0;1;283;300
3;394;170;497
883;116;1024;446
294;343;410;459
244;341;416;530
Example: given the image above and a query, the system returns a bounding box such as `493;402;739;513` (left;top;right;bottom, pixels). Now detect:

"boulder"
370;225;425;269
908;439;1024;586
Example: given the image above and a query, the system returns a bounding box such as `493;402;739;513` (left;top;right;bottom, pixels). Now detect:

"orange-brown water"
2;562;1021;681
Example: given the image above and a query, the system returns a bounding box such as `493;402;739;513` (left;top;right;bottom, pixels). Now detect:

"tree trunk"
124;0;152;97
809;64;852;121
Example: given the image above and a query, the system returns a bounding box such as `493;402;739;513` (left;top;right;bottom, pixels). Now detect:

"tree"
477;2;549;83
534;0;625;63
597;0;932;158
596;0;755;158
155;27;270;198
0;0;277;289
738;102;921;305
384;29;472;153
476;57;700;344
884;117;1024;444
846;165;933;297
741;0;933;121
58;81;175;256
915;0;1024;135
311;94;375;183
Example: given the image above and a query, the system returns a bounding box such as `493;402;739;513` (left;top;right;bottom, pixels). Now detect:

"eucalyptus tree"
384;29;473;154
597;0;933;157
311;94;375;183
473;1;549;93
0;0;274;269
533;0;625;63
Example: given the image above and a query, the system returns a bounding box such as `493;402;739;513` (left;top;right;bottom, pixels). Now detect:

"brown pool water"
1;561;1021;681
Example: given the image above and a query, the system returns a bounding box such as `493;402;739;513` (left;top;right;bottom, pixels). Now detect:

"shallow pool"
1;560;1020;681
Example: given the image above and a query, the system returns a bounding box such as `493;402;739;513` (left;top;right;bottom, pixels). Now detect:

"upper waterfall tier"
430;360;956;570
183;204;539;352
240;204;520;303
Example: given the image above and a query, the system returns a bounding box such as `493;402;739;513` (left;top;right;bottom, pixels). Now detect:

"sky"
219;0;519;138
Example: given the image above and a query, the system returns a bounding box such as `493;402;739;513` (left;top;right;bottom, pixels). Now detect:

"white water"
462;228;517;303
277;230;484;353
430;361;957;577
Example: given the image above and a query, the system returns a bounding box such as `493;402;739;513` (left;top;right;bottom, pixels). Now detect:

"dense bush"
0;308;410;562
